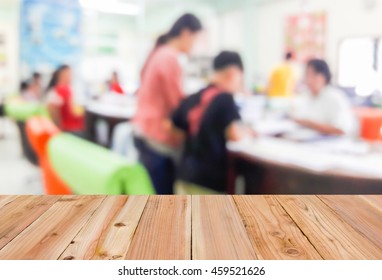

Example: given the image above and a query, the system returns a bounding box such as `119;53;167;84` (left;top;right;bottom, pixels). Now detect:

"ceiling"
144;0;260;13
0;0;285;18
0;0;281;14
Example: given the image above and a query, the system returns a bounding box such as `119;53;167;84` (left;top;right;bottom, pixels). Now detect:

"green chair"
4;99;48;164
48;133;155;195
4;100;47;122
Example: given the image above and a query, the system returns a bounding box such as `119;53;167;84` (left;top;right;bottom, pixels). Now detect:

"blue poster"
20;0;82;77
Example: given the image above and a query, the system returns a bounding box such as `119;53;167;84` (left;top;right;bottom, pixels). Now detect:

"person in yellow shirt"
267;52;296;98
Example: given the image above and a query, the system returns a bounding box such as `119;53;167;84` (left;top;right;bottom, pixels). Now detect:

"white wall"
217;8;258;88
4;0;382;93
0;0;20;95
254;0;382;84
81;12;138;92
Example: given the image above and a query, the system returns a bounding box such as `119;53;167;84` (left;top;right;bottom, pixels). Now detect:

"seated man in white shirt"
291;59;356;136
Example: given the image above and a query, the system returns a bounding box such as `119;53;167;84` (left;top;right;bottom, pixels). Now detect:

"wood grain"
359;196;382;212
234;196;322;260
192;196;257;260
319;195;382;250
0;195;381;260
92;196;148;260
0;196;18;210
59;196;127;260
277;196;382;260
0;196;60;250
126;196;191;260
0;196;104;260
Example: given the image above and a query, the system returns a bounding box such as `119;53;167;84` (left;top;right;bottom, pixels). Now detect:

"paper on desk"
228;137;335;172
281;128;324;142
228;137;382;176
310;138;370;155
252;119;328;143
252;120;299;136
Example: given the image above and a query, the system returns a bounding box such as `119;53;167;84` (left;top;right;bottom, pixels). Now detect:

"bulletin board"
285;11;326;62
20;0;83;78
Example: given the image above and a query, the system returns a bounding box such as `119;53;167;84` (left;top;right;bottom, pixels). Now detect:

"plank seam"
230;195;259;260
0;196;61;252
190;195;193;260
56;196;108;260
316;195;382;251
123;196;150;259
274;196;325;260
88;196;129;260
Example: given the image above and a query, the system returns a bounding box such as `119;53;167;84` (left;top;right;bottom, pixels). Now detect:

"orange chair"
26;117;60;159
40;157;72;195
355;108;382;142
25;117;72;195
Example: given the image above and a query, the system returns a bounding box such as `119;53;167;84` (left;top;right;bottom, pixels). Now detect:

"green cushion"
48;133;155;195
5;100;47;121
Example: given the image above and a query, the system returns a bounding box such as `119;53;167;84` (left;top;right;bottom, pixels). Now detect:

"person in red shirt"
134;13;203;194
109;71;124;94
46;65;84;133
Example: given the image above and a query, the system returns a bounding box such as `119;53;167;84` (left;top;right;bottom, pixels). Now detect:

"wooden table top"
0;195;381;260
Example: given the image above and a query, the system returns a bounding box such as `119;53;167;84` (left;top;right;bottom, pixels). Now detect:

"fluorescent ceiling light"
79;0;141;16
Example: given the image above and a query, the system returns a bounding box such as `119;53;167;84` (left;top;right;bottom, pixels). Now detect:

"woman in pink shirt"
134;13;202;194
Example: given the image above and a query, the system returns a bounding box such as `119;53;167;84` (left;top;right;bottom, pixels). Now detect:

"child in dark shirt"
170;51;253;194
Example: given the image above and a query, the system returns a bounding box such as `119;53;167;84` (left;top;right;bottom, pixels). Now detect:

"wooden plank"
0;196;19;210
59;196;128;260
0;196;60;250
234;196;322;260
277;196;382;260
92;196;149;260
125;196;191;260
0;196;104;260
192;196;257;260
319;195;382;250
359;196;382;212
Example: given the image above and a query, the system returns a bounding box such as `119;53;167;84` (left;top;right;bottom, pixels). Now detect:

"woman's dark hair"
32;72;41;80
167;13;202;39
140;14;201;81
213;51;244;71
20;80;30;91
45;65;70;93
307;59;332;84
285;52;293;61
155;34;169;48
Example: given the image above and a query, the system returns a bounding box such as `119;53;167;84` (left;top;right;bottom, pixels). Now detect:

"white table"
228;136;382;194
84;95;137;147
86;94;137;119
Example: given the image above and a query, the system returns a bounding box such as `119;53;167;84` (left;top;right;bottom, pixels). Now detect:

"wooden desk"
229;138;382;194
0;195;381;260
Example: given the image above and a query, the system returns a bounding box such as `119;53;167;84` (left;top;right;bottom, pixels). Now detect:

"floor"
0;118;44;194
0;195;381;260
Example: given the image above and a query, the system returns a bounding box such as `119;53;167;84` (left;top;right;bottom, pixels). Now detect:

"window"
338;37;382;97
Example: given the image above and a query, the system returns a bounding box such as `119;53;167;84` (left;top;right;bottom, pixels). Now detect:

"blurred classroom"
1;0;382;195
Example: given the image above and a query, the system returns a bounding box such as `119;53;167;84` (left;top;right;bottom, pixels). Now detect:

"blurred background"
0;0;382;98
1;0;382;195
